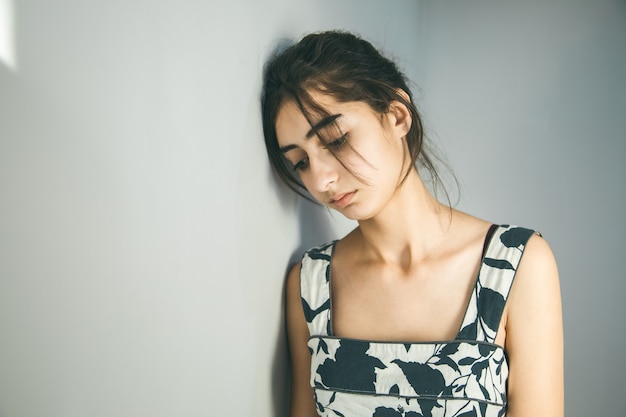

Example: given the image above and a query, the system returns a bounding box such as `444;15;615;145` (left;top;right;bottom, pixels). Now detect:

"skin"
276;92;564;417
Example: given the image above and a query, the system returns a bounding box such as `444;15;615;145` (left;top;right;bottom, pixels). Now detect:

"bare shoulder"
507;232;561;330
515;232;560;293
523;231;557;264
505;232;564;416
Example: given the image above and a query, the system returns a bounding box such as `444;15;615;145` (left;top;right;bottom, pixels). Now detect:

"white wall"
0;1;416;416
1;1;624;416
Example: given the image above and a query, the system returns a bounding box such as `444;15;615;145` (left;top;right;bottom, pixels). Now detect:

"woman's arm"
285;262;319;417
505;234;564;416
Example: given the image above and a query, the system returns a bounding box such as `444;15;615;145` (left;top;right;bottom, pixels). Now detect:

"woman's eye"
293;157;309;172
324;133;348;149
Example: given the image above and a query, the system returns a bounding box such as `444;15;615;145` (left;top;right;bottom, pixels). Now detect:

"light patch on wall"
0;0;16;70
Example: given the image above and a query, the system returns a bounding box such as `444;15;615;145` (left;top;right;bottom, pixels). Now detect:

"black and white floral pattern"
299;225;536;417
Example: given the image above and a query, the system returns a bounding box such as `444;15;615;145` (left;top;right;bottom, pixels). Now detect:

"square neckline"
325;224;500;344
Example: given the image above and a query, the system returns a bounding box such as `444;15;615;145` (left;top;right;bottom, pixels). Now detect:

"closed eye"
324;133;348;149
292;157;309;172
291;133;348;172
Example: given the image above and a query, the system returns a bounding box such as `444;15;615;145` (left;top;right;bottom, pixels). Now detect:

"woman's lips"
330;191;356;208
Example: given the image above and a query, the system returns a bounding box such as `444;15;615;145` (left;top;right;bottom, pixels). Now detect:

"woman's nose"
308;153;339;192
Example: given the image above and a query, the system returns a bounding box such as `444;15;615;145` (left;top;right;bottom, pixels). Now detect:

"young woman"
261;31;563;417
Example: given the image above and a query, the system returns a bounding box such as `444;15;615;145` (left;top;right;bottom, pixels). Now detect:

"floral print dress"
299;225;537;417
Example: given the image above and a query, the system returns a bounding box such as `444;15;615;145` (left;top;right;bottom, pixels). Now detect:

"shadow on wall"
292;198;337;264
271;195;337;417
271;305;290;417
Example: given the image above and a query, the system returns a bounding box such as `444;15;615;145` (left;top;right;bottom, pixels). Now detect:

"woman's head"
261;30;440;201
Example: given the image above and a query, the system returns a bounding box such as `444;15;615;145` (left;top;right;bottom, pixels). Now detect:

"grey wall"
1;1;624;417
415;2;626;416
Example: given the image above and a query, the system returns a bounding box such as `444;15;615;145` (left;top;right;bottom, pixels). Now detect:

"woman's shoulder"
451;212;547;265
498;224;559;324
453;209;539;247
513;227;557;275
489;223;546;252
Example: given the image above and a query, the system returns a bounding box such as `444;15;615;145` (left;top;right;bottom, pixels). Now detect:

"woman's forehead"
275;100;312;145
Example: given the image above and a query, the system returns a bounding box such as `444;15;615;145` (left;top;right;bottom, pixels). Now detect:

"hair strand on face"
261;30;457;206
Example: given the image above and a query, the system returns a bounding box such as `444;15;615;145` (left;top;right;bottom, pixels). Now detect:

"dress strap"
456;225;537;344
299;241;335;337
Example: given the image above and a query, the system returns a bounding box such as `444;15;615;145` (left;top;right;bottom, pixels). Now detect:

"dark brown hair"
261;30;447;202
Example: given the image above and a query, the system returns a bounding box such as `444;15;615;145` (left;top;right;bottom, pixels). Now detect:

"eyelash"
324;133;348;150
292;133;349;172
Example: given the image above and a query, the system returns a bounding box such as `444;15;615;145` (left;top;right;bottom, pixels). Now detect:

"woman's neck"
352;170;454;269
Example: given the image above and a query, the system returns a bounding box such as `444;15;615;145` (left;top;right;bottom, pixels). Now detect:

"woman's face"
274;93;412;221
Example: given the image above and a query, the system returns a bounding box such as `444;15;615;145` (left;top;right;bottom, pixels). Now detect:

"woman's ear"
387;91;412;139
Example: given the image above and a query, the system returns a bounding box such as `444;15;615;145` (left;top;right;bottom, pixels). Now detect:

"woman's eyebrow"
306;114;342;138
280;113;343;153
280;144;298;153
